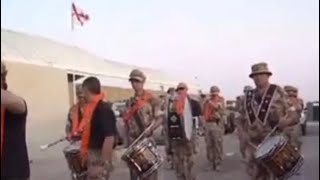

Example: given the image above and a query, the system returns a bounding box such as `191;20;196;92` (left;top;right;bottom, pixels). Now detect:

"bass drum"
167;93;194;141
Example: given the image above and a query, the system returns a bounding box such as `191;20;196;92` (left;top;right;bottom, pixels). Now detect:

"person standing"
123;69;164;180
80;77;117;180
202;86;225;171
1;61;30;180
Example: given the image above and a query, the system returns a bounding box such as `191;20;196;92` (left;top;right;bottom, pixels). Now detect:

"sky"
1;0;319;101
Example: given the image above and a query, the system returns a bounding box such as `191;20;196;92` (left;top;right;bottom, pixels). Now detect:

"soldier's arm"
236;101;247;130
65;107;73;136
277;87;299;128
150;96;165;132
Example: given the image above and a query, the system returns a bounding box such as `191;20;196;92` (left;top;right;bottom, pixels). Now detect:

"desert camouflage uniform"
238;86;296;180
126;70;163;180
283;86;304;152
238;62;297;180
235;86;253;159
87;150;113;180
202;86;225;171
161;94;174;169
171;139;196;180
168;83;197;180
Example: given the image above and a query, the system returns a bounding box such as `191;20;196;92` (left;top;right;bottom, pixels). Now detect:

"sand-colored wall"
4;61;70;159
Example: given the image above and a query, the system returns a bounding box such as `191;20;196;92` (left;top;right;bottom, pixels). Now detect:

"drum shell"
64;142;87;174
121;138;162;179
255;136;303;178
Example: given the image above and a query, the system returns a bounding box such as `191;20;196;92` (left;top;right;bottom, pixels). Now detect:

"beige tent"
1;28;200;160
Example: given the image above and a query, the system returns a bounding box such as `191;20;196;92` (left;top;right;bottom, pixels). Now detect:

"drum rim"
278;156;304;179
121;138;156;159
139;158;163;179
254;135;287;159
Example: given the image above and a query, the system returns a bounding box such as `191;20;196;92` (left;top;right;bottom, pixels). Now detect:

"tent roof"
1;28;200;93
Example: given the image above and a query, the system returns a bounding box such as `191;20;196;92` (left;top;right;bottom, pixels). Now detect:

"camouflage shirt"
126;91;163;139
238;85;295;145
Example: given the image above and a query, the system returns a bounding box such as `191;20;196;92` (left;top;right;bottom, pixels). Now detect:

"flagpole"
70;1;76;104
71;1;74;32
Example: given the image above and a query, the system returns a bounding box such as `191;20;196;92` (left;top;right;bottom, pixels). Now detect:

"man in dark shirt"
1;61;30;180
81;76;116;180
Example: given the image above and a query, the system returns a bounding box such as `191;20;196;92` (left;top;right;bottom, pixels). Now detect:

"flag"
71;2;89;29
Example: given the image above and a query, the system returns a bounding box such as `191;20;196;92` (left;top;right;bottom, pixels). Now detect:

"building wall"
5;61;70;159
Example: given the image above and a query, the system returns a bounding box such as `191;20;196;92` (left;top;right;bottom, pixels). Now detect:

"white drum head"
183;98;193;141
255;136;283;159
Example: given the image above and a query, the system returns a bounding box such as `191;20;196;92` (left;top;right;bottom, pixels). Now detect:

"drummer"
170;82;199;180
237;62;296;180
123;69;164;180
65;85;86;141
283;85;304;152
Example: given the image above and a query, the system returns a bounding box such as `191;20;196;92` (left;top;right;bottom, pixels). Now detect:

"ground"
31;122;319;180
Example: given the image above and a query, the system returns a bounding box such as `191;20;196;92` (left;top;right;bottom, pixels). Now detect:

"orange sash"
1;107;5;159
203;96;223;121
123;91;153;124
70;104;86;137
176;92;187;115
80;94;104;163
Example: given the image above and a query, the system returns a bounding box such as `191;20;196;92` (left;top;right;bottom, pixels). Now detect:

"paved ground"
30;123;319;180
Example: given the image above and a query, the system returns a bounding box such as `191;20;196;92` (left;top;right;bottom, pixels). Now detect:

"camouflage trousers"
246;143;275;180
237;127;249;159
284;124;302;152
87;150;113;180
204;122;223;168
171;140;195;180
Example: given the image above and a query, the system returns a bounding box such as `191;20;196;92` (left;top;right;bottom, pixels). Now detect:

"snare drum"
254;135;303;179
63;141;87;180
121;137;163;179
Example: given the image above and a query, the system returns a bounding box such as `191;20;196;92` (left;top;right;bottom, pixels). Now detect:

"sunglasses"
129;79;142;83
176;87;185;91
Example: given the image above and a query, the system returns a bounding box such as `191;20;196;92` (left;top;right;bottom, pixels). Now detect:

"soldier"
235;85;253;160
65;85;86;141
123;69;164;180
283;85;304;152
197;93;207;136
169;82;199;180
163;87;175;169
238;62;297;180
202;86;225;171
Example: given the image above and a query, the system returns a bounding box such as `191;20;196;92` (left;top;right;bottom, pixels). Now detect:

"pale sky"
1;0;319;101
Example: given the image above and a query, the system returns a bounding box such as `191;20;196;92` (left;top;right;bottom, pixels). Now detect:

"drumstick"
261;126;278;145
40;137;67;151
247;126;279;150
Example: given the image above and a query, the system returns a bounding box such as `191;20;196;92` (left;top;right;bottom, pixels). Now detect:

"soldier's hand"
278;119;289;130
144;128;153;137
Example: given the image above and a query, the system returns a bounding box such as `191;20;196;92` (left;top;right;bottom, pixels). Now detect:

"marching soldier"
202;86;225;171
169;82;200;180
65;85;86;141
238;62;297;180
123;69;164;180
163;87;175;169
235;85;253;160
283;85;304;152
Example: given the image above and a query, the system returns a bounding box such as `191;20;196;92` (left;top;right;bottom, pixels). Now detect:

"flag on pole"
71;2;90;30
